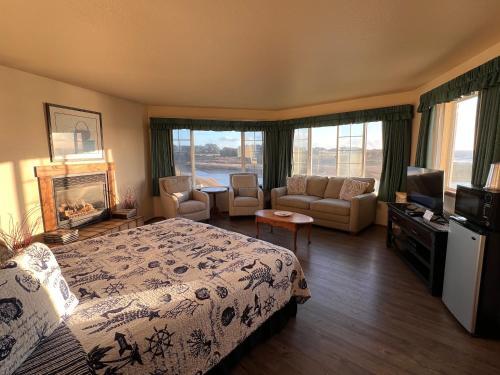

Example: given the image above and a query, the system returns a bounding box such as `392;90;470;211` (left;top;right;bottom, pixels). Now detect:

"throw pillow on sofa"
339;178;370;201
286;175;307;195
0;243;78;374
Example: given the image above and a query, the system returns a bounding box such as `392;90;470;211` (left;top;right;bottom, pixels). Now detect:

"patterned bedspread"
47;218;310;374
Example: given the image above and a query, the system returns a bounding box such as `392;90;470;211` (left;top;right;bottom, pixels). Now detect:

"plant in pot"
121;186;138;210
111;186;138;219
0;207;41;262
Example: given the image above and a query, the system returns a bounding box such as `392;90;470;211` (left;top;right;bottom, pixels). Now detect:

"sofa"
271;176;377;233
159;176;210;221
228;173;264;216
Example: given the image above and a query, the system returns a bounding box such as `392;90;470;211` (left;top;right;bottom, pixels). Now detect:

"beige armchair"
228;173;264;216
159;176;210;221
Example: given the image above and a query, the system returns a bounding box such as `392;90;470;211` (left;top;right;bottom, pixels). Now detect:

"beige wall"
148;90;416;121
0;65;152;235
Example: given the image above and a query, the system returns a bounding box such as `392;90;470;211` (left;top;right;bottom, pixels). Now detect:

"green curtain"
414;108;433;167
263;128;294;190
418;56;500;112
472;85;500;186
150;104;413;131
151;126;175;196
378;119;412;202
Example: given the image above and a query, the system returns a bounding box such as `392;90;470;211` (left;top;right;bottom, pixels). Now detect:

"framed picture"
45;103;104;162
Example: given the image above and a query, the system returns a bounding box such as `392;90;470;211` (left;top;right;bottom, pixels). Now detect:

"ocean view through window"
173;130;263;186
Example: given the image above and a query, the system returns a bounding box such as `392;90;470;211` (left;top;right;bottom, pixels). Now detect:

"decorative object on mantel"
45;103;104;162
34;163;117;232
0;207;41;261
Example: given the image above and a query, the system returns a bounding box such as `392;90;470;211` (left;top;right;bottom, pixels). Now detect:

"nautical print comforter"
47;218;310;374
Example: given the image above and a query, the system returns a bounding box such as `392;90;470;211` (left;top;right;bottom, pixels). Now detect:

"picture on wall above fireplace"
45;103;104;161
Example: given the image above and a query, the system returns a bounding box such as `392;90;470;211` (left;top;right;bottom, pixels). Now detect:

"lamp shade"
485;162;500;190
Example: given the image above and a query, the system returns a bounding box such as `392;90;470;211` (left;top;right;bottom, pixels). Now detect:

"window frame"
436;93;479;191
173;129;263;187
293;122;383;186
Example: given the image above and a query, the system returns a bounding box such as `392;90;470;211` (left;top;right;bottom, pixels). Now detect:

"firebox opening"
53;173;110;228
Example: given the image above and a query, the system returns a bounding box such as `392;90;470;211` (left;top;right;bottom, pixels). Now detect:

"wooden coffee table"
255;209;313;252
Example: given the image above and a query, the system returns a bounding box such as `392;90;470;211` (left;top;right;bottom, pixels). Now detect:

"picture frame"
45;103;104;162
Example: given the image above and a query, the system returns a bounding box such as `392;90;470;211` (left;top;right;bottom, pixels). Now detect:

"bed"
14;218;310;374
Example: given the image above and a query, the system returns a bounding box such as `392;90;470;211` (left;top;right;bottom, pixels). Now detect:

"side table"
200;186;228;216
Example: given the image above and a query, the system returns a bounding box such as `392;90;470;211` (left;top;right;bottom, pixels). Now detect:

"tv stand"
387;203;448;296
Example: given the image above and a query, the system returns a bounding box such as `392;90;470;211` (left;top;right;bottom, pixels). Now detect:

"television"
406;167;444;214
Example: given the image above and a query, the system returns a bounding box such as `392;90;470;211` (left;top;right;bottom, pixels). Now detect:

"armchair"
159;176;210;221
228;173;264;216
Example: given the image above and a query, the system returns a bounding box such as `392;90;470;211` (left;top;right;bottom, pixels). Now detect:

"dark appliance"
455;185;500;231
406;167;444;215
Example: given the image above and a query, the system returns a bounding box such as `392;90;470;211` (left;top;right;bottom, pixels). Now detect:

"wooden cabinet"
387;203;448;296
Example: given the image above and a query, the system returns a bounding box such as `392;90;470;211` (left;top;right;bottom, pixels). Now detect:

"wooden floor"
206;216;500;375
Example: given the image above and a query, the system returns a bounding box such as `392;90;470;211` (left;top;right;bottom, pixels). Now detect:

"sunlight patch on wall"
0;162;20;232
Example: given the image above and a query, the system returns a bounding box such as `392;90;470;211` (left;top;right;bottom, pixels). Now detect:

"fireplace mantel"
35;162;117;231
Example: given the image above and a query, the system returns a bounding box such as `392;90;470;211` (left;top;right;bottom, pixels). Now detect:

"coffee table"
255;209;313;252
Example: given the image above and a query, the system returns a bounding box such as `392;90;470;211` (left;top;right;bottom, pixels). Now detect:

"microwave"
455;185;500;231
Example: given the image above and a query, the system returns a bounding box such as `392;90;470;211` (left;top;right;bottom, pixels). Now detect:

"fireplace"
35;163;117;232
53;173;110;228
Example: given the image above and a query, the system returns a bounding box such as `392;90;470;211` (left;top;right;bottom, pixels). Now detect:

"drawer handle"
410;229;418;236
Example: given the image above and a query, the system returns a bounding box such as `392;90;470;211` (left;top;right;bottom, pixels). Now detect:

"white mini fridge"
442;218;487;334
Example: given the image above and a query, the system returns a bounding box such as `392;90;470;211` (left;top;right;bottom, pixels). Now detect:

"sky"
179;122;383;149
454;95;478;151
311;122;383;149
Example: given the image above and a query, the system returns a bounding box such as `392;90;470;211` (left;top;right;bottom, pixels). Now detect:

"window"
338;123;364;178
173;129;192;176
427;94;478;190
244;132;263;184
449;95;478;189
364;122;383;190
292;122;383;189
311;127;337;176
293;128;309;175
173;130;263;187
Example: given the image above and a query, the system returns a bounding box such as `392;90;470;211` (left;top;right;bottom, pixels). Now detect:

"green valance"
150;104;413;131
418;56;500;112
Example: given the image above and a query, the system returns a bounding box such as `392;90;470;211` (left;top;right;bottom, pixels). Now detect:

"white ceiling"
1;0;500;109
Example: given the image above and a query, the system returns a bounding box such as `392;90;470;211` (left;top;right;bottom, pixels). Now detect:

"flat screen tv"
406;167;444;214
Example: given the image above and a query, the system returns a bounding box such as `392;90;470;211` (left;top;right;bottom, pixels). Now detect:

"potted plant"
0;207;41;261
112;187;138;219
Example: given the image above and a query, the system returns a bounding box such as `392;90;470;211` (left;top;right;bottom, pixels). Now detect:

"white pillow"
286;175;307;195
173;191;190;203
0;243;78;374
339;178;370;201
